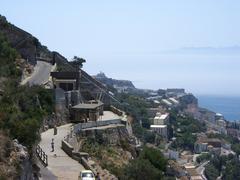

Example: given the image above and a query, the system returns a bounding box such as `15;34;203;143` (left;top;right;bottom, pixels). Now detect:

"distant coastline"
197;95;240;121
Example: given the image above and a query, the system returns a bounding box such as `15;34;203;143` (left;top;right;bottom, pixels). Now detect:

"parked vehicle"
79;170;95;180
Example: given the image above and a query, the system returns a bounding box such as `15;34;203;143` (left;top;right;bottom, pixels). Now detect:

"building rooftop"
150;125;167;128
159;114;169;119
162;99;172;106
154;113;169;120
169;97;179;104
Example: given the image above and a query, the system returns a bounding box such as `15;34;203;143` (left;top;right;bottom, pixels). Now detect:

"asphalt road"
21;61;53;86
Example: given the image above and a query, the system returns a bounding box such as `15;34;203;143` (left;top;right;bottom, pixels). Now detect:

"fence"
36;145;48;166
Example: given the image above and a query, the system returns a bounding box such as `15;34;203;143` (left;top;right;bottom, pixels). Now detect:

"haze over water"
84;52;240;95
1;0;240;119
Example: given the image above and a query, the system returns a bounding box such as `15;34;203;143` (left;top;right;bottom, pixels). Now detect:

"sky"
1;0;240;95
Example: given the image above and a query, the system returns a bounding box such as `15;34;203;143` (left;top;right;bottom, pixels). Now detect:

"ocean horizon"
197;95;240;121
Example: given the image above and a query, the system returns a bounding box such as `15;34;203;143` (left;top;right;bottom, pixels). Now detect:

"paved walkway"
98;111;121;121
39;124;84;180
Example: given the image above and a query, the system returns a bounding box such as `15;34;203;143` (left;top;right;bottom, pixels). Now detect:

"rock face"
94;72;135;91
12;140;37;180
73;125;135;179
0;133;37;180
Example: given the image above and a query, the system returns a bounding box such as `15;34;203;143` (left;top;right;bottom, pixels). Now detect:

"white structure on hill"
153;113;169;125
150;125;168;139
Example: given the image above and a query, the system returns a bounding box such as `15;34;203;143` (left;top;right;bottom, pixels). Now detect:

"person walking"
51;138;54;152
96;172;101;180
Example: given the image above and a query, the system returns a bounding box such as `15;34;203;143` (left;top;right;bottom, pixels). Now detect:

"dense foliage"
0;33;21;78
116;93;151;128
122;147;167;180
170;111;206;151
115;92;157;143
205;154;240;180
0;33;54;148
0;84;54;148
196;153;211;163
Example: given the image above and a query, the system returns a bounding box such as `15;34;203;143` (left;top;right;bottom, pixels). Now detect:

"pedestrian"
51;138;54;152
96;172;101;180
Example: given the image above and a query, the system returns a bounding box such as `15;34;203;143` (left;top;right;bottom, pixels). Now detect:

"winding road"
21;61;53;86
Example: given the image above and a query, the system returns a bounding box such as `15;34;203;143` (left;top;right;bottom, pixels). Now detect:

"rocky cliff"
94;72;135;91
0;132;38;180
72;125;136;178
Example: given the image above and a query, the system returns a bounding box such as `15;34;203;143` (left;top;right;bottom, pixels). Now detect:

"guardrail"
36;145;48;166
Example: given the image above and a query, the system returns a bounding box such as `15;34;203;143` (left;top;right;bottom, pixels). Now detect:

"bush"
120;146;167;180
0;33;20;78
122;158;163;180
0;85;54;148
196;153;211;163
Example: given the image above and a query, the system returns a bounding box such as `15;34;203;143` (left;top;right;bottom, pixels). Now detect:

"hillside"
0;15;72;68
94;72;135;92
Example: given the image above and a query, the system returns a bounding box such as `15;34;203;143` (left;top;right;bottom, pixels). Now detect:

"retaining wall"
74;119;124;133
61;140;96;175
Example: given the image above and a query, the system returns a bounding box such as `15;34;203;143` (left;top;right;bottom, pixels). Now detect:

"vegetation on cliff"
0;131;19;179
170;111;206;151
0;32;54;149
121;147;167;180
205;154;240;180
0;33;21;79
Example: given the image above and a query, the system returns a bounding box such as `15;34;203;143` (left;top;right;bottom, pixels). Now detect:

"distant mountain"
93;72;135;92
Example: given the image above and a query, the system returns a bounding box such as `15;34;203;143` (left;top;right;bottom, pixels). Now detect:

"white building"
162;99;172;106
217;119;227;134
168;97;179;105
150;125;168;139
153;113;169;125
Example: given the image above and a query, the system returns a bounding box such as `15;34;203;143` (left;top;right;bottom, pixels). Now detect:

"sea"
197;95;240;122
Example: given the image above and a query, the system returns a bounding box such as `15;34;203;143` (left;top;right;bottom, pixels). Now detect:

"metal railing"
36;145;48;166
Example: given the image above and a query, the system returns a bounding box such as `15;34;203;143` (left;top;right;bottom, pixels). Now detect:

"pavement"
39;124;85;180
21;61;53;86
98;111;121;121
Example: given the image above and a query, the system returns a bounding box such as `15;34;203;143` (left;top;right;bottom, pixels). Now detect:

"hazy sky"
1;0;240;95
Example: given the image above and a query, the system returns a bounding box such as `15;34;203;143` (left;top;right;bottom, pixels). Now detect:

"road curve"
21;61;53;86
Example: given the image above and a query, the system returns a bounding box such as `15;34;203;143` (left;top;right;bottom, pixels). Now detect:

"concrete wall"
80;157;97;175
61;140;74;157
61;140;96;175
73;119;124;133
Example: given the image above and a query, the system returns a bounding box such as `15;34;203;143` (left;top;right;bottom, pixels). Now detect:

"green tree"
205;163;220;180
71;56;86;70
140;146;167;171
123;158;163;180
